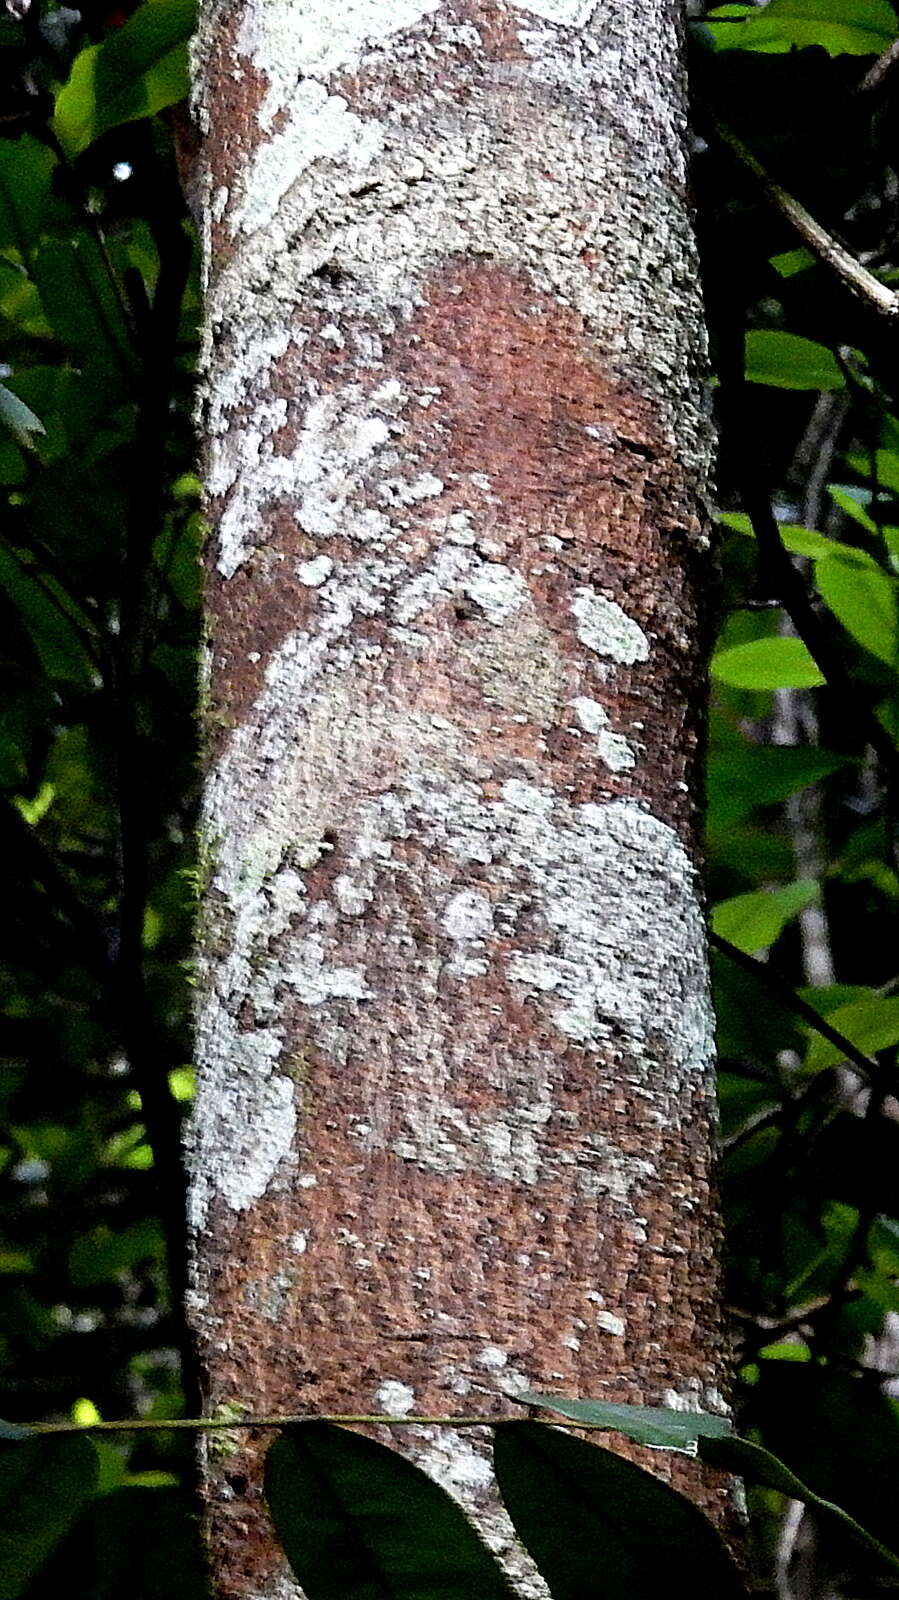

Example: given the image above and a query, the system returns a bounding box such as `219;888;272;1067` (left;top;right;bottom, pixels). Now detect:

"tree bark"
187;2;730;1594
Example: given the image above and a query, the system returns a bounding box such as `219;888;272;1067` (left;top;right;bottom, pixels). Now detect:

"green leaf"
708;745;852;825
712;636;825;689
757;1340;812;1361
0;137;71;258
720;511;878;567
712;881;819;953
805;993;899;1072
0;1435;98;1599
828;484;879;533
0;384;44;447
876;452;899;495
30;232;133;390
816;559;898;666
745;331;844;391
0;367;105;464
871;450;899;495
53;0;196;158
705;0;897;55
877;693;899;744
0;545;95;687
844;448;899;495
157;510;202;612
752;1370;899;1553
493;1423;746;1600
68;1220;165;1288
0;441;26;487
698;1435;899;1575
770;247;815;278
46;1486;210;1600
264;1424;513;1600
516;1393;732;1450
0;258;50;343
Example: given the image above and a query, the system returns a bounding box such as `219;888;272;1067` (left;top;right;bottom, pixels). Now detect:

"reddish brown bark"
189;3;730;1594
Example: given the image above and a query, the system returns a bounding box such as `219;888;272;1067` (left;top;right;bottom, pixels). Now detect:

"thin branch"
722;1103;787;1156
860;36;899;95
710;930;883;1084
710;117;899;318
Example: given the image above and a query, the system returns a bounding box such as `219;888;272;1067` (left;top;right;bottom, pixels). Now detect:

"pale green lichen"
207;1400;252;1462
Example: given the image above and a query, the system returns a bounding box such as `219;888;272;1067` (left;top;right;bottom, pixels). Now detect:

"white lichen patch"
444;510;477;546
333;873;368;915
571;589;650;666
575;1141;656;1202
186;1020;297;1230
381;471;445;506
463;564;530;624
477;1345;508;1370
501;779;555;816
591;732;637;776
596;1309;627;1336
283;935;371;1005
376;1379;417;1416
296;555;334;587
392;544;474;624
205;327;294;431
235;0;444;122
506;952;568;993
511;0;599;23
232;81;384;238
293;391;393;543
414;781;712;1182
417;1429;494;1493
233;636;699;1200
477;1115;544;1186
570;696;637;772
211;378;403;578
442;889;494;941
256;1573;311;1600
661;1382;731;1419
209;391;288;580
496;792;697;1066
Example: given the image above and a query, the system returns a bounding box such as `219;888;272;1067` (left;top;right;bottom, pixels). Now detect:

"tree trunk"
187;1;729;1594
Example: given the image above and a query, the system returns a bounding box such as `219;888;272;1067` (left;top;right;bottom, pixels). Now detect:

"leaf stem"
27;1413;607;1436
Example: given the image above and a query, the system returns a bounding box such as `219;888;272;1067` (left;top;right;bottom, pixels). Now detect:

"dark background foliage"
1;1;898;1595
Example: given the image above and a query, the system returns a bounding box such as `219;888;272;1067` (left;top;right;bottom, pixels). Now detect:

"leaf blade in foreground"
265;1423;512;1600
494;1422;746;1600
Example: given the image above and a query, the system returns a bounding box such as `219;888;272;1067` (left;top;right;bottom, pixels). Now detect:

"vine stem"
27;1413;603;1436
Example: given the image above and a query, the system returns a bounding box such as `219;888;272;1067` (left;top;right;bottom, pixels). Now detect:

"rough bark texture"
187;2;730;1595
